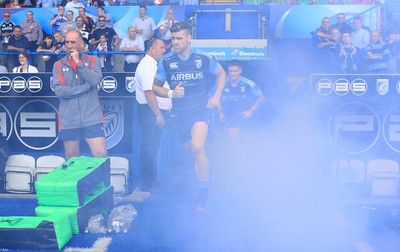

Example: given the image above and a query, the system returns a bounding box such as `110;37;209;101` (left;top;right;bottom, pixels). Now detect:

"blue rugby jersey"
155;49;219;113
221;76;263;117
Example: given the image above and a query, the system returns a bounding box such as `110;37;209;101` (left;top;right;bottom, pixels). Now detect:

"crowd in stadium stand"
0;2;398;73
0;5;181;72
0;0;384;8
313;14;399;74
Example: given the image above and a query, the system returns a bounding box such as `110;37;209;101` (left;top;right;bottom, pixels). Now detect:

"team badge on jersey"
195;59;202;69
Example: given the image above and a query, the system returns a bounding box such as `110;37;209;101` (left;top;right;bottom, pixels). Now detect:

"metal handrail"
0;51;146;56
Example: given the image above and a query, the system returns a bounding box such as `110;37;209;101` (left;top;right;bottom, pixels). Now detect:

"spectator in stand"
314;17;332;42
75;16;91;51
59;10;76;36
94;6;113;28
132;5;156;48
351;16;370;50
114;0;128;5
89;0;105;6
78;7;96;35
100;0;115;5
53;30;66;60
120;26;144;72
1;12;15;70
90;15;119;49
317;27;342;73
158;8;179;53
58;0;69;6
12;51;38;73
7;25;29;70
21;0;36;7
91;15;120;71
36;0;57;7
50;6;67;34
313;17;333;72
339;32;363;74
21;11;43;52
5;0;22;7
219;60;265;141
364;30;391;74
330;13;352;34
1;12;15;50
385;30;399;74
36;34;56;72
351;0;372;4
96;34;109;72
0;64;7;73
66;0;84;8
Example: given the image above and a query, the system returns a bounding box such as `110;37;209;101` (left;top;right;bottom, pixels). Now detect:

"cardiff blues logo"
102;100;124;149
377;79;389;96
125;76;136;93
195;59;202;69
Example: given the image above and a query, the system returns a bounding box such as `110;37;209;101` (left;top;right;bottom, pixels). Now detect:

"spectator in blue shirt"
50;6;67;34
37;0;57;7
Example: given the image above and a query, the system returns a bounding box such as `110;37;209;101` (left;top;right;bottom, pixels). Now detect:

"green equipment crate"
0;212;72;250
36;184;114;234
35;157;110;207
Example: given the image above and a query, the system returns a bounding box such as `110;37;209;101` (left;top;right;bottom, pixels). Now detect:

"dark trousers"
28;41;39;67
1;43;12;72
138;104;171;190
104;55;113;72
124;61;139;73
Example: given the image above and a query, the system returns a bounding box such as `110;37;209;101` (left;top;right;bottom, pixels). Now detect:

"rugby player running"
152;22;226;212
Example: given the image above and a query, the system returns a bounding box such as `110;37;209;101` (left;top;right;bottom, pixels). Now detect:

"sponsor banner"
309;74;400;156
0;73;136;97
196;47;268;61
1;73;135;153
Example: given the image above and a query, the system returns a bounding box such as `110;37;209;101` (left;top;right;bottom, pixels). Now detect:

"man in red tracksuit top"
52;30;107;160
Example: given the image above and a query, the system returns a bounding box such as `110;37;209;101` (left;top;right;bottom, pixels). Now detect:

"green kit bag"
35;157;110;207
0;212;72;250
36;184;114;234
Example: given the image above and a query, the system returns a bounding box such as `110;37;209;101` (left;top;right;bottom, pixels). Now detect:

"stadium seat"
332;159;366;183
109;156;130;195
5;154;36;193
34;155;66;182
366;159;400;197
